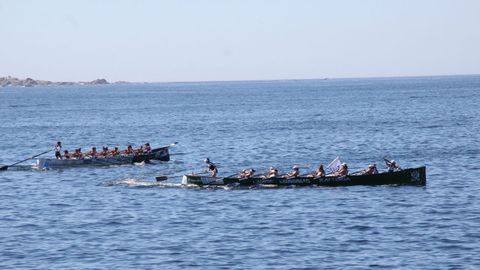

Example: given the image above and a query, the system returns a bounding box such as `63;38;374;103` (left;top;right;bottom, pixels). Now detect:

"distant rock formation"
87;78;108;85
0;76;111;87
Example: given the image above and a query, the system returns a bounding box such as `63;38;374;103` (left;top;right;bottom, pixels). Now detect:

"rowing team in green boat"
202;157;402;178
53;141;152;160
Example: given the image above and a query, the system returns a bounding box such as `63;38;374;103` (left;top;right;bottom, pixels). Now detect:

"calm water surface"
1;76;480;269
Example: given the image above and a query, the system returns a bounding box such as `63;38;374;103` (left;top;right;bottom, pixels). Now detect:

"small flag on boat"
326;157;341;173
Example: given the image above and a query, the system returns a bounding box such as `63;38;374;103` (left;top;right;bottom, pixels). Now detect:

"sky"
1;0;480;82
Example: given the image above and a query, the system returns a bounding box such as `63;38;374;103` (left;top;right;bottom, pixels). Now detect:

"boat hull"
136;147;170;162
182;166;426;187
36;146;170;169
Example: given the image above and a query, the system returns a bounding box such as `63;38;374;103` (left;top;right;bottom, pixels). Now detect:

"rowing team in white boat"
53;141;152;160
201;158;402;178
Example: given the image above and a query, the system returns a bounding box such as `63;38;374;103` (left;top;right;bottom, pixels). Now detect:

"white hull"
181;175;224;185
34;144;173;169
36;156;135;169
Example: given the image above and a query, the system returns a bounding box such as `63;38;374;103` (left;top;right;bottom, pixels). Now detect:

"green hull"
182;166;426;187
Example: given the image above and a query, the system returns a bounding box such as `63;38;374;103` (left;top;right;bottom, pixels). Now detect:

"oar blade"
155;176;168;182
0;165;8;171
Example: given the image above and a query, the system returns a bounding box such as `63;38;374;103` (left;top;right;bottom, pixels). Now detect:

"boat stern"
411;166;427;185
153;147;170;161
36;158;48;170
181;175;189;185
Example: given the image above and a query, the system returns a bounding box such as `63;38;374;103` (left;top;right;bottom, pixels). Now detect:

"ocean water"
1;76;480;269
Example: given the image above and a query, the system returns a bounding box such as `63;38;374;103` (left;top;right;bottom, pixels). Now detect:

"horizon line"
3;73;480;85
149;73;480;84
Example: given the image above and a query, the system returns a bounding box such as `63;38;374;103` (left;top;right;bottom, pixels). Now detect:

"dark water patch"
409;95;437;99
48;203;72;207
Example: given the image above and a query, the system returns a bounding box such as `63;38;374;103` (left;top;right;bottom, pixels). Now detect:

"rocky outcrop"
86;78;108;85
0;76;111;87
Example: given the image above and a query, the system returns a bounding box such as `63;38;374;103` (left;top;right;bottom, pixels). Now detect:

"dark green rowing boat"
182;166;426;187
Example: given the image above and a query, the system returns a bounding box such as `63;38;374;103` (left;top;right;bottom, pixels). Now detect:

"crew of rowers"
54;141;152;160
203;158;401;178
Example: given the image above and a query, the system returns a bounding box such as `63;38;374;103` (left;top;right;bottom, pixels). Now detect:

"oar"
156;142;178;149
0;150;52;171
349;169;364;175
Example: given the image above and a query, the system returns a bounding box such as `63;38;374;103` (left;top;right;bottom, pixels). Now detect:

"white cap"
293;165;299;169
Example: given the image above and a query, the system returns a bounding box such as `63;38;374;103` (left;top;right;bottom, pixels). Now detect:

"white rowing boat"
35;146;171;169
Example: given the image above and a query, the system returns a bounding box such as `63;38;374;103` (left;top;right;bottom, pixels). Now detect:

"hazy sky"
1;0;479;82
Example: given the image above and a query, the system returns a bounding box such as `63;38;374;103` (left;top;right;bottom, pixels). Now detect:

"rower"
373;164;378;174
315;164;325;177
86;147;98;158
385;159;402;172
63;150;71;159
242;169;255;178
286;165;300;177
362;164;378;175
111;147;120;156
54;142;62;160
100;147;109;157
123;145;134;155
144;143;151;153
72;148;83;159
72;149;79;159
204;158;218;177
267;167;278;178
333;163;348;176
306;164;324;177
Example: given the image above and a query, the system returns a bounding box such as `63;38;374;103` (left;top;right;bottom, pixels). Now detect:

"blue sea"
1;75;480;269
